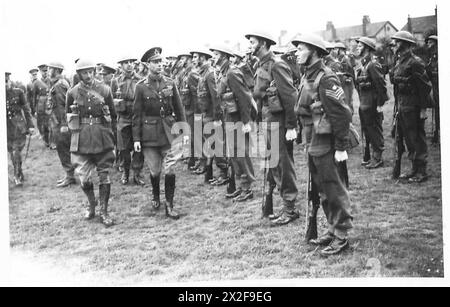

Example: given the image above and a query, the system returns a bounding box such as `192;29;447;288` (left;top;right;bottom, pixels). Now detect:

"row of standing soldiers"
6;30;438;257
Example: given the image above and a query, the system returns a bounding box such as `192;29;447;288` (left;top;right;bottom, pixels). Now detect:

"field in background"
8;85;443;283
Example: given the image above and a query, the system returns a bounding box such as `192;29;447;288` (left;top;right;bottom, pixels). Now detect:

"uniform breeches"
143;139;183;178
52;126;74;175
359;107;384;160
309;151;353;236
264;123;298;205
398;109;428;162
71;150;115;185
226;128;255;190
118;125;144;171
36;113;50;143
8;135;27;165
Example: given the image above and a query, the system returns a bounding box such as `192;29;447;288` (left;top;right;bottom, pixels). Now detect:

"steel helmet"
190;49;213;59
325;41;335;50
272;46;286;55
291;33;328;54
334;42;347;49
47;62;65;70
117;56;138;64
426;35;438;43
245;31;277;46
356;37;376;51
233;51;245;59
75;59;96;71
209;45;235;57
391;31;416;44
29;68;39;74
177;51;192;59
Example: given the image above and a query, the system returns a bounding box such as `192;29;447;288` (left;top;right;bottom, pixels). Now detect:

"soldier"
334;42;355;114
292;34;353;256
132;47;187;219
26;68;39;115
100;64;117;88
209;45;256;202
176;52;199;169
111;55;145;185
33;64;52;147
6;71;35;187
391;31;431;183
47;62;76;187
355;37;389;169
190;49;228;184
232;51;255;91
136;61;149;80
245;31;299;226
426;35;439;144
66;59;117;227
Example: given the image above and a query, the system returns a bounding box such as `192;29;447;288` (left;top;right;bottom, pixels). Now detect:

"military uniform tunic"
32;77;51;145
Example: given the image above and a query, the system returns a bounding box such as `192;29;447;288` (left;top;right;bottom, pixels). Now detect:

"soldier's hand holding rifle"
285;128;297;141
335;150;348;162
134;141;141;153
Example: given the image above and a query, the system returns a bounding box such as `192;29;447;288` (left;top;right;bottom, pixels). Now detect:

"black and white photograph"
0;0;448;287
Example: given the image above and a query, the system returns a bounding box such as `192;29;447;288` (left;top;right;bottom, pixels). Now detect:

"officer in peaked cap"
111;54;145;186
133;47;187;220
391;30;431;183
27;68;39;114
33;63;52;148
246;30;299;226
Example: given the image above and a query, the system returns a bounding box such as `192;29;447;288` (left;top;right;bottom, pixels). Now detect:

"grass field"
8;85;443;283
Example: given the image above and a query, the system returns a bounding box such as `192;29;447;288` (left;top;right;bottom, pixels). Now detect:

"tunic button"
90;115;92;118
88;107;91;110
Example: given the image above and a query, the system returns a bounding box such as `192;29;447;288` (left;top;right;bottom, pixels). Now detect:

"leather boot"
409;161;428;183
133;170;145;186
187;157;196;169
150;175;161;209
12;159;23;187
226;172;236;195
81;182;97;220
399;161;417;180
56;173;76;187
99;184;113;227
18;161;24;182
164;174;180;220
262;184;276;218
121;168;129;185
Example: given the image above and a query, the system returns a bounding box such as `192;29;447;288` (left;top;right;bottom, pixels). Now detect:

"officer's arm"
227;69;252;124
19;89;35;129
172;82;186;122
410;60;432;109
188;71;199;109
105;87;117;124
205;71;221;121
368;62;388;107
271;61;298;130
132;85;143;142
319;76;351;151
55;83;69;125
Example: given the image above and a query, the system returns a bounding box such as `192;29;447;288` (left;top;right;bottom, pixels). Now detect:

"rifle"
392;108;404;179
305;162;321;242
261;157;271;218
361;125;370;163
338;160;349;188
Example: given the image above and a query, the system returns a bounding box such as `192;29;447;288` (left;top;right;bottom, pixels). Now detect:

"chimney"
326;21;337;40
362;15;370;36
407;14;413;33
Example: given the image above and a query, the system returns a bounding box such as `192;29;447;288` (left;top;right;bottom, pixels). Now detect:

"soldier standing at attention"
133;47;187;219
26;68;39;115
47;62;76;187
426;35;439;145
355;37;389;169
292;34;353;256
210;45;256;201
391;31;432;183
6;71;35;187
245;31;299;226
334;42;355;115
33;64;52;148
100;64;117;88
66;59;117;227
111;56;145;186
176;52;199;169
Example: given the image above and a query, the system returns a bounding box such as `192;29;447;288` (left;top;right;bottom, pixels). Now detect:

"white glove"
285;129;297;141
376;106;383;113
28;128;35;135
242;123;252;134
183;135;190;145
60;126;69;133
134;141;141;152
213;120;222;127
334;150;348;162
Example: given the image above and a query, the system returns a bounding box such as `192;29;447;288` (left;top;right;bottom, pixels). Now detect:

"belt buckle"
160;108;165;118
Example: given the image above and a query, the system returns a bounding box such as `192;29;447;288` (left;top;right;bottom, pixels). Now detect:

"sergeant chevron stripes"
325;85;345;101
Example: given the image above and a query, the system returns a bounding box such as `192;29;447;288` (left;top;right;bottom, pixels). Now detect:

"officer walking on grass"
292;34;353;256
6;71;35;187
132;47;187;220
66;59;117;227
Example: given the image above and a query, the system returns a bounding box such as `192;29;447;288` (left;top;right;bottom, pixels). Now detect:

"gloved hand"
183;135;190;145
376;106;383;113
213;120;222;127
285;129;297;141
134;141;141;152
242;122;252;134
60;126;69;133
28;128;35;135
335;150;348;162
420;108;428;120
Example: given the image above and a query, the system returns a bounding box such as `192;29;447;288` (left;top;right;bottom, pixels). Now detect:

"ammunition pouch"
311;100;332;134
265;84;283;113
221;92;238;113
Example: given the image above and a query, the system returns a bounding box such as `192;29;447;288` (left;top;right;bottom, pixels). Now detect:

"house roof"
316;21;397;41
401;15;437;33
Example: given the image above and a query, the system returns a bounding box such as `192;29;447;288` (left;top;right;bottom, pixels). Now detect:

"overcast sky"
0;0;442;82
